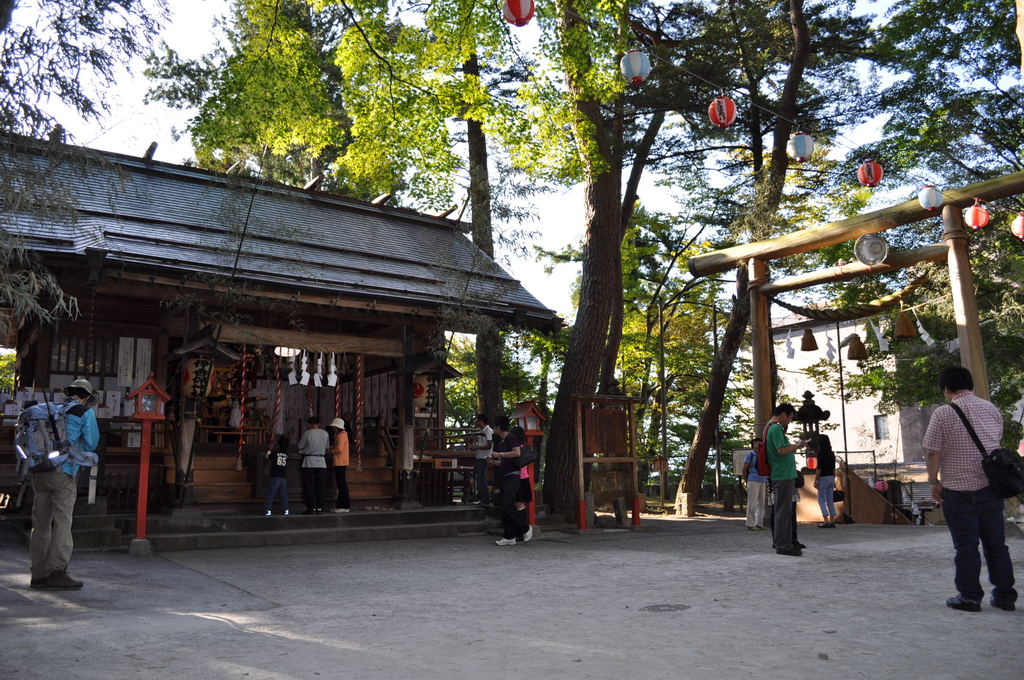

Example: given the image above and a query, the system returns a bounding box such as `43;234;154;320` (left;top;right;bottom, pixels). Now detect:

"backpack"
15;401;73;474
755;422;774;478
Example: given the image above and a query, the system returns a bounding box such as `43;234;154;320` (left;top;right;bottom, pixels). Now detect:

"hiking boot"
946;595;981;612
41;569;83;590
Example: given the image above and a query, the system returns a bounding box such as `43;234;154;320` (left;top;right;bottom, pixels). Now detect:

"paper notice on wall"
106;390;123;417
117;337;135;387
133;338;152;387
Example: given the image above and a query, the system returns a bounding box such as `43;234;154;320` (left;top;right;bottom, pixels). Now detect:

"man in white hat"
30;378;99;590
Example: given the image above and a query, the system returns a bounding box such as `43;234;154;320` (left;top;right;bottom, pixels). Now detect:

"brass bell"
847;333;868;360
800;328;818;351
894;311;917;338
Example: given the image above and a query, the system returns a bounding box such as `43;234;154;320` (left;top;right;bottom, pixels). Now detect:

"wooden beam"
760;245;948;295
942;206;989;399
165;319;403;357
689;171;1024;277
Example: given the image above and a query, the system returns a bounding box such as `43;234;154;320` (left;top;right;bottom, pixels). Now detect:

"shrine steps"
122;505;489;552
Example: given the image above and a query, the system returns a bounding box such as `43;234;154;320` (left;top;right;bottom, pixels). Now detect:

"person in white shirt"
470;413;493;506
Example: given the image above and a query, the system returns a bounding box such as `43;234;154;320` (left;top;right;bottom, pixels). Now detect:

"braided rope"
770;274;930;322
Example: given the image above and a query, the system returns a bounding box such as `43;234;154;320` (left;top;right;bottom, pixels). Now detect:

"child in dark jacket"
264;435;290;516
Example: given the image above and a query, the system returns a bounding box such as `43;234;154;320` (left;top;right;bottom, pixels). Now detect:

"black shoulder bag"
948;403;1024;499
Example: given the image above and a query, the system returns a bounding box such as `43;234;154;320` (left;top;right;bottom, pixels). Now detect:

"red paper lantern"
708;96;736;128
857;159;883;187
964;198;989;230
501;0;534;27
806;456;818;470
1012;212;1024;240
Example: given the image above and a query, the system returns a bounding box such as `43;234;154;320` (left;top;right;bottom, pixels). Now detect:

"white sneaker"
283;510;289;516
522;526;534;543
494;537;517;546
263;510;272;516
332;508;350;513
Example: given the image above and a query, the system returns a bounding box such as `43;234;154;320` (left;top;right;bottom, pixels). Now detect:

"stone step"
190;482;253;502
132;506;487;535
148;520;487;551
192;456;242;470
193;468;249;483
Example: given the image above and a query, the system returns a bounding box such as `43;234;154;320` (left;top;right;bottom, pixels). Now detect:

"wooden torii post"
689;170;1024;435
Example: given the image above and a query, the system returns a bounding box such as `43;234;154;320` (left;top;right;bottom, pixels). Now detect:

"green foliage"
0;0;166;137
0;350;14;393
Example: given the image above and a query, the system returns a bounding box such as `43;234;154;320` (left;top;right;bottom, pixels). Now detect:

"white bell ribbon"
327;353;338;387
870;319;889;352
299;350;311;386
313;352;323;388
913;311;935;347
287;355;298;385
785;328;795;359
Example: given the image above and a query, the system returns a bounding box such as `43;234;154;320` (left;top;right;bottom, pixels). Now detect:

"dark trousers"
301;468;327;511
264;476;289;512
473;458;490;505
334;466;350;510
500;473;528;540
941;486;1017;604
771;479;796;550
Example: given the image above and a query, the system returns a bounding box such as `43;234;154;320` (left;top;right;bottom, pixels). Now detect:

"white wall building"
770;316;938;470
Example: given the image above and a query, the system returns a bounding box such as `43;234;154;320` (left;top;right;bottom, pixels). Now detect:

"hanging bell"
847;334;868;360
894;311;917;338
800;328;818;351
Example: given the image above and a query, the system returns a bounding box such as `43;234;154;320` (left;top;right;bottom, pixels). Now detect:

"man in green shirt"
765;403;808;556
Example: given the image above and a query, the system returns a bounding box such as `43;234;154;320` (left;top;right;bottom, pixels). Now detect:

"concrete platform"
1;516;1021;679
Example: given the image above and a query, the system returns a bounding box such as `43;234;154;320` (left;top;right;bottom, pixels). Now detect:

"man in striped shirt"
923;366;1017;612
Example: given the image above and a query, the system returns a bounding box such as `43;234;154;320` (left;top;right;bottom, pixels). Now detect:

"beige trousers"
30;469;78;579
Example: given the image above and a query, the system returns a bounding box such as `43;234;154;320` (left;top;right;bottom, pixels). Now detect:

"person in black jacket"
264;435;290;516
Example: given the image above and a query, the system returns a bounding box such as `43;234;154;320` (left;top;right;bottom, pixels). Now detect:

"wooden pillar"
941;206;990;399
749;258;773;434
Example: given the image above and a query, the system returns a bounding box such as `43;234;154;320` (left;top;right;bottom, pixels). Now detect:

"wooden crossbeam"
689;171;1024;277
760;244;948;295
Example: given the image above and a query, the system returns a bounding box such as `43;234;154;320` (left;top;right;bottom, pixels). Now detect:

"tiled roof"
5;143;561;330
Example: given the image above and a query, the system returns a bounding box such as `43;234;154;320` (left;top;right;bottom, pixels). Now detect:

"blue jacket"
61;399;100;476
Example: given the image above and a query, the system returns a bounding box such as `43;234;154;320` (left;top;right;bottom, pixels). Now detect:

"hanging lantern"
501;0;534;26
847;334;868;360
857;159;883;187
894;311;917;339
1011;212;1024;240
918;184;943;211
619;49;652;85
874;480;889;492
787;132;814;162
806;456;818;471
708;96;736;129
964;198;989;230
800;328;818;351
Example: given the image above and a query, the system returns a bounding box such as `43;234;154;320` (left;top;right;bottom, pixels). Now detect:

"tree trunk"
599;111;666;392
678;266;750;497
677;0;810;500
464;54;503;422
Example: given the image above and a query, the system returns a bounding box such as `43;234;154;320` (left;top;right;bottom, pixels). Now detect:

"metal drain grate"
639;603;691;613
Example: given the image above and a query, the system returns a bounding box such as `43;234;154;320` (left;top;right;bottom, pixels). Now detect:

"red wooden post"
527;462;536;526
135;420;152;540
